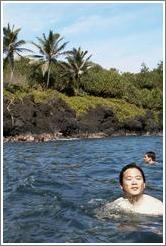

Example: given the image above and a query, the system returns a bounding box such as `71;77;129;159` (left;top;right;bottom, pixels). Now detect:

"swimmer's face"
144;154;151;164
121;168;145;196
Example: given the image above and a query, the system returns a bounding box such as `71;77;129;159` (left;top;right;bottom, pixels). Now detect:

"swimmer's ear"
120;185;123;190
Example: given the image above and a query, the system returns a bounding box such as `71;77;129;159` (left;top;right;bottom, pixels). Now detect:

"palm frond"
3;23;29;80
36;37;44;45
30;55;45;59
31;41;45;55
14;40;26;47
29;30;69;87
56;41;69;54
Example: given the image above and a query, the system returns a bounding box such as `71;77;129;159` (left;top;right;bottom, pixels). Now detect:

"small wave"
95;201;163;221
13;175;36;193
146;184;162;192
56;138;80;141
122;231;163;243
88;198;105;204
62;163;81;169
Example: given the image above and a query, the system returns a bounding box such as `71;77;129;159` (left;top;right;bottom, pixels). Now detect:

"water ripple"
3;136;163;243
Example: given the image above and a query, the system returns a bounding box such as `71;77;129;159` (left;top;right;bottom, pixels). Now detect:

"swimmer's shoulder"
142;194;163;215
143;194;163;205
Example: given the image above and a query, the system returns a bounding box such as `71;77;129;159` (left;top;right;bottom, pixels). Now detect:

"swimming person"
104;163;163;215
143;151;156;165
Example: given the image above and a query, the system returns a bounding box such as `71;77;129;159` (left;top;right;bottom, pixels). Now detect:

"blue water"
3;136;163;243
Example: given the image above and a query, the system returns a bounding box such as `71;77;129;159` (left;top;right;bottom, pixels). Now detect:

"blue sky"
2;1;164;73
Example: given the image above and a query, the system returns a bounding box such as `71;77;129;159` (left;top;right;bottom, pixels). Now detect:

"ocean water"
3;136;163;243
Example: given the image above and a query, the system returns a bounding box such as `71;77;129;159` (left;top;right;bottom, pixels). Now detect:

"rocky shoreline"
3;131;163;143
4;95;163;143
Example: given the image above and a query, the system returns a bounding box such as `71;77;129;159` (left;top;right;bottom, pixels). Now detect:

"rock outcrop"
3;95;162;142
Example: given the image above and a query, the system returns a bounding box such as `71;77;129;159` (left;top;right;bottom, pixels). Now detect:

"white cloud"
61;15;100;35
61;13;129;37
60;5;158;38
2;4;61;38
78;29;163;72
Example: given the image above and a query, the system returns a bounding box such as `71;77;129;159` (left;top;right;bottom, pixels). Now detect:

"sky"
2;1;164;73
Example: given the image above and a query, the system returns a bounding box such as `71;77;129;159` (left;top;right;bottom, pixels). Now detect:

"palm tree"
31;30;68;88
61;47;92;95
3;23;31;81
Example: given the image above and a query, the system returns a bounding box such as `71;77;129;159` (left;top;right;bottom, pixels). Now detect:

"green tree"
151;61;163;90
31;30;68;88
140;62;149;73
156;60;163;74
3;23;30;81
61;47;92;95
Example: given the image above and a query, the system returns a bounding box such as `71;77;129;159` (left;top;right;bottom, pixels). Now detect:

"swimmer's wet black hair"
145;151;156;161
119;163;146;186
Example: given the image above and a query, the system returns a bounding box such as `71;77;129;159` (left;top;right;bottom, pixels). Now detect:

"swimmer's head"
144;151;156;164
119;163;146;186
119;163;146;198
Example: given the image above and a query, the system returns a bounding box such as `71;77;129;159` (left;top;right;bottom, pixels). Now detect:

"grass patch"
4;86;146;122
59;94;145;122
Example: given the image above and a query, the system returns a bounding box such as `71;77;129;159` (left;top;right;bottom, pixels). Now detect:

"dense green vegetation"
3;57;163;111
3;24;163;135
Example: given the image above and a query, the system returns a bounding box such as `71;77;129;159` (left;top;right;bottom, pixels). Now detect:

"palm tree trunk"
10;68;14;82
46;66;51;88
9;53;15;82
7;98;15;127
